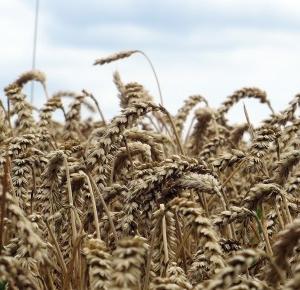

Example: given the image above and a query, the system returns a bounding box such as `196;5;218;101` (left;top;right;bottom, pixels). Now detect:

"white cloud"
1;0;300;126
0;1;34;85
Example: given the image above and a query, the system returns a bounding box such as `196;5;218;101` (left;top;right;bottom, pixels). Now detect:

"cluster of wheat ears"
1;50;300;290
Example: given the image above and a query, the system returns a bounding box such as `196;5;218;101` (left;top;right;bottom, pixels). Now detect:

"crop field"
1;50;300;290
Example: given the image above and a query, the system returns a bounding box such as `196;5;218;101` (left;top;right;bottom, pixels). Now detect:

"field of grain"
1;50;300;290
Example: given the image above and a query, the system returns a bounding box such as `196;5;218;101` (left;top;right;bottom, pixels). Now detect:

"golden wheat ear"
216;87;269;121
174;95;208;136
110;236;148;289
4;84;36;134
83;238;112;290
94;50;164;105
267;219;300;286
94;50;139;65
14;69;49;100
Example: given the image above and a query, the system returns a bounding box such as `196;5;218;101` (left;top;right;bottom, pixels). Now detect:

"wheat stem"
64;155;77;245
136;50;164;106
45;220;68;275
160;204;169;269
160;105;185;155
174;210;187;273
86;171;118;242
274;200;285;229
80;171;101;240
0;155;9;254
143;221;160;290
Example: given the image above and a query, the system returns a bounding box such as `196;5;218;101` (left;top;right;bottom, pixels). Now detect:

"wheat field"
0;50;300;290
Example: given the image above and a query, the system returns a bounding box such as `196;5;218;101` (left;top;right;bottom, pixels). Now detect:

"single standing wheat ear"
110;236;149;290
83;238;112;290
174;95;208;135
170;197;225;278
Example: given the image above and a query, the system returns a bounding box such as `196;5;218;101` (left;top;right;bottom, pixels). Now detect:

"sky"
1;0;300;124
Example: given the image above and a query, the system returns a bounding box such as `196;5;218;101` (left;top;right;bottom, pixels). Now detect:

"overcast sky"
1;0;300;124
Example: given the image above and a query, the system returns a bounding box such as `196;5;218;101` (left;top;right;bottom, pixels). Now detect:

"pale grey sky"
1;0;300;124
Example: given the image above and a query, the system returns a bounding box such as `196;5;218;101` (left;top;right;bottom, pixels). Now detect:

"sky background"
1;0;300;124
